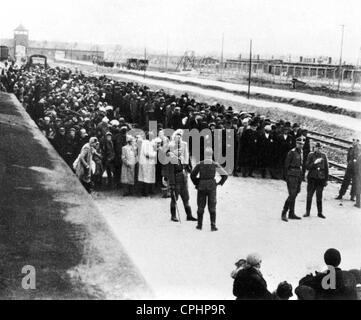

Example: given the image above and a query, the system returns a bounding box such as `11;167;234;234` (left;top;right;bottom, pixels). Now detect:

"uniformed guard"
304;142;328;219
190;147;228;231
281;137;304;222
166;130;197;222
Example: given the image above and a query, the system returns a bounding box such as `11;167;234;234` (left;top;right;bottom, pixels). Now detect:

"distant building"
2;24;104;63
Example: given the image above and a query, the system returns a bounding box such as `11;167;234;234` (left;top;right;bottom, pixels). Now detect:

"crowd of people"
1;62;318;190
232;248;361;300
1;61;360;208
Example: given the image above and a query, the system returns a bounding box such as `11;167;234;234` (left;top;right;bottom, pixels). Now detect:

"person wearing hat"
239;120;258;178
190;147;228;231
257;124;276;179
281;137;305;222
73;137;99;193
304;142;329;219
64;127;78;169
335;138;359;201
165;130;197;222
232;253;272;300
101;132;115;187
290;123;301;147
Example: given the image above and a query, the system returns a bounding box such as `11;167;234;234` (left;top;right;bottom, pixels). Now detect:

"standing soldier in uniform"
335;138;359;201
304;142;328;219
354;146;361;209
190;147;228;231
166;130;197;222
281;137;304;222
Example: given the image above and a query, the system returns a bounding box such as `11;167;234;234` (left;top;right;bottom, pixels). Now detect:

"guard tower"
13;24;29;61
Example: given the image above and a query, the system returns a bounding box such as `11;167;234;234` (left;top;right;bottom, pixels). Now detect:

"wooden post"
247;39;252;99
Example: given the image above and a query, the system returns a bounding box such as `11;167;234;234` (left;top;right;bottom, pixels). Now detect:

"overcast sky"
1;0;361;61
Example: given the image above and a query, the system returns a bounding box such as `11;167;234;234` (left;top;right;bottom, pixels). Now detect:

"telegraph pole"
144;47;147;79
220;33;224;80
337;25;345;93
247;39;253;99
166;37;169;73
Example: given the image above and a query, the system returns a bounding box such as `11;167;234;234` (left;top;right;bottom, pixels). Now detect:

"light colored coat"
121;144;137;185
73;143;93;183
138;139;157;184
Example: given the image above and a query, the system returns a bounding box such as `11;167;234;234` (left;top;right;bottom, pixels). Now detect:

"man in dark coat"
336;139;359;201
281;137;304;222
275;127;294;179
101;132;115;187
113;127;127;188
297;248;357;300
257;125;276;178
304;142;328;219
64;128;78;169
53;127;67;160
239;121;258;177
301;129;311;180
169;107;184;130
289;123;301;148
233;253;272;300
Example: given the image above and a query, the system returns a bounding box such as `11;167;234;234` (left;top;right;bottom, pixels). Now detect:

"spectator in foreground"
233;253;272;300
297;248;358;300
271;281;293;300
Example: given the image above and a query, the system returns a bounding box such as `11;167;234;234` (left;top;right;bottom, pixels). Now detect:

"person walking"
281;137;305;222
190;147;228;231
304;142;328;219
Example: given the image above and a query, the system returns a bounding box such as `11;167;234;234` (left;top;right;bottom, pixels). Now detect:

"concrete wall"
0;93;152;299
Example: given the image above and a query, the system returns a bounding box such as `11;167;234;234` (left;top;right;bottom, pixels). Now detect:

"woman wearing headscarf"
73;137;98;193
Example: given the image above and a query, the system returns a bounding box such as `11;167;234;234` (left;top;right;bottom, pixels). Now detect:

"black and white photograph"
1;0;361;306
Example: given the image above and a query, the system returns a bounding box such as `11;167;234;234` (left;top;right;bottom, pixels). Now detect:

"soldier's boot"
289;213;301;220
171;207;179;222
304;198;312;217
288;199;301;220
316;200;325;219
281;200;289;222
355;194;360;208
350;195;355;202
196;211;203;230
210;212;218;231
185;206;197;221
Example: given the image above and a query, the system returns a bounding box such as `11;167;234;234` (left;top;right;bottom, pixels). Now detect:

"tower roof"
14;24;28;32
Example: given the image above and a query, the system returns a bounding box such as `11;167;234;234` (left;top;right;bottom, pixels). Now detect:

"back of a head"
246;253;262;268
276;281;293;300
324;248;341;268
295;285;316;300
